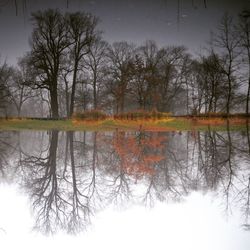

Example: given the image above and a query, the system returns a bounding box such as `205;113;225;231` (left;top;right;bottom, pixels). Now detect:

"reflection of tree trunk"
63;131;69;177
88;132;97;198
92;132;97;176
47;130;59;190
186;131;189;168
244;177;250;226
83;131;86;152
245;42;250;115
49;130;59;169
225;119;233;207
68;131;89;228
69;131;77;195
29;130;59;233
197;131;204;170
208;127;216;171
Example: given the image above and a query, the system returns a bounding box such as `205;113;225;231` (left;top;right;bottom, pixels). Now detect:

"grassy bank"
0;117;249;131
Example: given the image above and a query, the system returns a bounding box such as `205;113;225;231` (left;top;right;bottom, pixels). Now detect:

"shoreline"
0;117;249;131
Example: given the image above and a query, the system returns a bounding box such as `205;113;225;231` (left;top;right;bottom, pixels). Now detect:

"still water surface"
1;129;250;249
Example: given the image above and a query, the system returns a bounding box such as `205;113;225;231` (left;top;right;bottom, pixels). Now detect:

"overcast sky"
0;0;249;65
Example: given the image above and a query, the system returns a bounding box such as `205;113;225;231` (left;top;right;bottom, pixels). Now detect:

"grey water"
1;129;250;250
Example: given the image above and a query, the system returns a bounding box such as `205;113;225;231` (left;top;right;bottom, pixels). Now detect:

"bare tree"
139;40;163;111
29;9;69;118
192;52;226;114
130;53;149;109
0;59;12;116
82;37;109;109
213;13;240;115
65;12;98;117
130;44;190;113
106;41;135;114
238;10;250;115
8;58;38;117
159;45;190;112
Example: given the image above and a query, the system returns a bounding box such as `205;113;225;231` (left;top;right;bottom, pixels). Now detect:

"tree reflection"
19;131;63;233
0;132;18;180
1;127;250;234
101;130;166;205
19;131;90;234
141;132;188;206
65;131;90;233
0;134;9;177
193;123;250;229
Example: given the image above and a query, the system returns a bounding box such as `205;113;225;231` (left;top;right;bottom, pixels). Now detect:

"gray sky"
0;0;249;65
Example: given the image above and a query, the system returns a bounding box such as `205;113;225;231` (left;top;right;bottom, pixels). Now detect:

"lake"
1;129;250;249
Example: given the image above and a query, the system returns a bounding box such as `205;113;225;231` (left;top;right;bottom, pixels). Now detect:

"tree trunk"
186;81;189;115
226;75;232;116
93;70;97;109
69;59;79;117
17;106;21;117
50;85;59;119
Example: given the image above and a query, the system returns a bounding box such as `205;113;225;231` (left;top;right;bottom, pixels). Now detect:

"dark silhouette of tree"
65;12;98;117
159;45;190;112
106;41;135;114
1;6;249;116
130;45;190;112
213;13;240;115
82;37;109;109
60;64;71;117
8;58;38;117
29;9;69;118
138;40;163;111
238;10;250;115
190;52;226;114
0;60;12;116
130;53;149;109
202;52;226;113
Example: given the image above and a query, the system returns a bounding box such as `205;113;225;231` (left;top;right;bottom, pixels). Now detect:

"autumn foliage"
112;131;166;179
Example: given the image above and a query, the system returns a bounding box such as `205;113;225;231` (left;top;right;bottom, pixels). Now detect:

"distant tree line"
0;9;250;118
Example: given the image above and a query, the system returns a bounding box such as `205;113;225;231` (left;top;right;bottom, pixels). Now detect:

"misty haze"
1;1;250;250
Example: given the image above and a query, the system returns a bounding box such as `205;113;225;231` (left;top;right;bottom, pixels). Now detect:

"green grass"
157;118;193;130
0;119;99;131
0;117;249;132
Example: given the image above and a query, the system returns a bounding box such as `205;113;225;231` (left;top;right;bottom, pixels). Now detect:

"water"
0;129;250;249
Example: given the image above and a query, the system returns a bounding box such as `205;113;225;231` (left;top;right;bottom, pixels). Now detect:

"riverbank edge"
0;117;249;131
